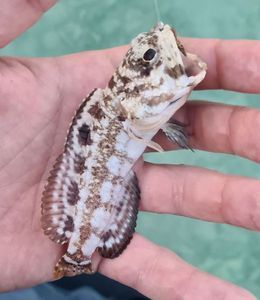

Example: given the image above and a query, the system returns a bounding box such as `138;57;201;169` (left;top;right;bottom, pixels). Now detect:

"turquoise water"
1;0;260;297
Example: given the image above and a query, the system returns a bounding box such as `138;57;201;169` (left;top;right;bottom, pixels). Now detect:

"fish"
41;22;207;278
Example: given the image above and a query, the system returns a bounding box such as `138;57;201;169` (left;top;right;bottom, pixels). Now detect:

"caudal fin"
53;256;93;279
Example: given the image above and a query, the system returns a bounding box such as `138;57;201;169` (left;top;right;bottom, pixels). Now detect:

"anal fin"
98;171;140;258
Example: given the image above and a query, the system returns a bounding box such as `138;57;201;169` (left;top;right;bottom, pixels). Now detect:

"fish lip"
153;22;165;31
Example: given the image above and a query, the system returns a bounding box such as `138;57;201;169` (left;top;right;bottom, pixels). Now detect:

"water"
1;0;260;297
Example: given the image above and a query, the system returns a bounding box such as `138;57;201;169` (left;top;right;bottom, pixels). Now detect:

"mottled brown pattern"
54;256;92;278
43;23;207;279
114;71;132;91
41;151;79;244
128;57;153;77
164;64;184;79
79;222;92;243
101;230;112;243
64;216;74;232
78;89;97;114
177;40;187;56
108;76;116;90
171;28;186;56
76;119;128;248
67;181;80;205
66;89;96;146
136;31;158;48
98;172;140;259
78;124;92;146
66;249;86;263
121;31;162;78
155;59;162;67
74;154;86;174
124;84;147;97
141;92;173;106
88;102;104;120
146;34;158;48
102;93;113;107
117;115;126;122
117;74;131;85
116;205;122;216
121;59;128;68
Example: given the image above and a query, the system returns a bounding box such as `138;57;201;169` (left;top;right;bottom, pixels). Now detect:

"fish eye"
143;48;157;61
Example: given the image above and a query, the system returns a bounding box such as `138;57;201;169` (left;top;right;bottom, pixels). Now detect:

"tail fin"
53;256;93;279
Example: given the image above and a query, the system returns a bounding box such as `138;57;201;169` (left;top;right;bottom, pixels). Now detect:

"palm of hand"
0;53;117;289
1;3;260;298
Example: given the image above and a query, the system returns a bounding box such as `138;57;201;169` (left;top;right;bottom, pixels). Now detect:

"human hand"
1;2;260;299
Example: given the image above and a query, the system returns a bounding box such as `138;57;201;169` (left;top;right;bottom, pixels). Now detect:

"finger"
156;101;260;163
99;234;256;300
57;38;260;103
0;0;57;48
106;39;260;93
137;163;260;231
182;38;260;93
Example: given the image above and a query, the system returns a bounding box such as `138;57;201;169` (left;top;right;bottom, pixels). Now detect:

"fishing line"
153;0;161;22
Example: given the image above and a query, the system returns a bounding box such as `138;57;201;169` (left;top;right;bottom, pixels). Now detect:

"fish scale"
41;23;207;278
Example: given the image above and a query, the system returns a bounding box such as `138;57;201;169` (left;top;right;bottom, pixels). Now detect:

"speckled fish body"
41;23;206;278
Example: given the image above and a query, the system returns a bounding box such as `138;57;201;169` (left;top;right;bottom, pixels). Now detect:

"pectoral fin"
161;120;193;151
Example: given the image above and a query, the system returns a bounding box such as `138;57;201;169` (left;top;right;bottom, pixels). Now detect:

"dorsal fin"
41;90;98;244
41;151;82;244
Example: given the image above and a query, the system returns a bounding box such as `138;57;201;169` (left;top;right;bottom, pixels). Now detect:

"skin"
0;1;260;299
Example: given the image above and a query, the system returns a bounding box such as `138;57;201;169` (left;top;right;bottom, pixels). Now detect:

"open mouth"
182;53;207;84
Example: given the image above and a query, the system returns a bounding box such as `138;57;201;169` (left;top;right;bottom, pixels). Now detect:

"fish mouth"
153;22;165;31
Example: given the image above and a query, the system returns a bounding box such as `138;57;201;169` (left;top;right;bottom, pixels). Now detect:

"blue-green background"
1;0;260;297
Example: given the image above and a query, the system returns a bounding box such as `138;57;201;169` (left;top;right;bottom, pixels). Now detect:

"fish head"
110;23;207;131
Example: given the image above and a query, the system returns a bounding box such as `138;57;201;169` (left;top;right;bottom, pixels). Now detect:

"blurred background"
1;0;260;298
